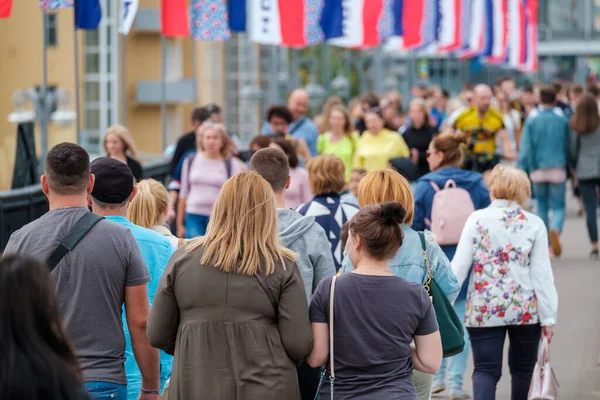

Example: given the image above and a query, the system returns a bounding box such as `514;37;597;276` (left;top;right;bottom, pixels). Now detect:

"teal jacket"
518;108;572;173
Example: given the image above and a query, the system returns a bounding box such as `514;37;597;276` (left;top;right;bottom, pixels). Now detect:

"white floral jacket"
451;200;558;328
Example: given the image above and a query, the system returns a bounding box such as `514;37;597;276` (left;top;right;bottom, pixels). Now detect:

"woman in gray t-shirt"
307;202;442;400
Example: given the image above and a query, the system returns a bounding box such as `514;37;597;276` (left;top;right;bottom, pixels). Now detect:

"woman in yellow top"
317;105;359;180
354;108;410;172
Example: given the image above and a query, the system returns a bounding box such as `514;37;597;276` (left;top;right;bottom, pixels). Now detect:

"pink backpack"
425;179;475;246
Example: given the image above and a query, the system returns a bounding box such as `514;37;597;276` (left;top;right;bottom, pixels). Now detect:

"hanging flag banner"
378;0;395;42
305;0;325;46
402;0;439;49
249;0;282;45
228;0;246;32
507;0;526;68
328;0;383;48
161;0;190;37
521;0;538;71
392;0;403;35
486;0;508;63
0;0;12;18
460;0;485;58
41;0;73;9
119;0;138;35
437;0;462;52
75;0;102;30
191;0;230;41
458;0;472;50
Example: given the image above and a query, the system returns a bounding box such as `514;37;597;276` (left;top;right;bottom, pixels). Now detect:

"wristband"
141;389;160;395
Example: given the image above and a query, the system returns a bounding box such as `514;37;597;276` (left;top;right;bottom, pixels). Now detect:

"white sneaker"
449;387;471;399
432;379;446;394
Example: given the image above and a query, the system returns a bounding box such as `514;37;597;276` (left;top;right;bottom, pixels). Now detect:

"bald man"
261;89;319;156
445;84;515;177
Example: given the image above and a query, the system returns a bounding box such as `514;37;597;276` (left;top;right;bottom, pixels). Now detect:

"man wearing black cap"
4;143;160;399
90;157;175;398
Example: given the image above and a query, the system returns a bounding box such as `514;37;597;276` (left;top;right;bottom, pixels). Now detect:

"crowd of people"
6;74;600;400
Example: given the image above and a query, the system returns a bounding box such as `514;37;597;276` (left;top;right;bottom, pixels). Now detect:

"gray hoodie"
278;209;336;302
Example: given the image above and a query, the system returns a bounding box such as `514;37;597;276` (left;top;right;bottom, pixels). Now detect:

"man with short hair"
519;86;571;257
263;104;312;163
250;147;335;400
90;157;175;398
4;143;160;399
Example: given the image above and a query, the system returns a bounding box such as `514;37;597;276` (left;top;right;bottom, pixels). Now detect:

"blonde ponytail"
128;179;170;229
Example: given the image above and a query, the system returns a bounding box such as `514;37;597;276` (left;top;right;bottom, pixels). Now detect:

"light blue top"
106;216;175;397
519;108;572;173
340;224;460;303
261;117;320;156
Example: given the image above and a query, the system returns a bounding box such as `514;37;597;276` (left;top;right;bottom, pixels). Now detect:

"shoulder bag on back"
314;275;337;400
419;232;465;358
46;212;104;271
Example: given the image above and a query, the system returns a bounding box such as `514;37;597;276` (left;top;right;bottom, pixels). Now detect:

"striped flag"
378;0;395;42
392;0;403;35
191;0;230;41
459;0;485;58
0;0;12;18
437;0;462;52
40;0;73;9
402;0;440;49
326;0;384;48
161;0;190;37
521;0;538;71
75;0;102;30
228;0;246;31
119;0;138;34
507;0;527;69
486;0;508;63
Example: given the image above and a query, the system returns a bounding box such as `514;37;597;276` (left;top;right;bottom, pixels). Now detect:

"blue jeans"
185;213;209;238
468;324;541;400
433;298;471;389
579;178;600;243
532;181;566;233
86;381;127;399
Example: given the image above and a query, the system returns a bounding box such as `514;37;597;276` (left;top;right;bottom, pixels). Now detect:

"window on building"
44;13;58;48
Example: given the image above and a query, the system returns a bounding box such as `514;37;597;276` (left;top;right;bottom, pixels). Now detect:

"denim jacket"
518;109;572;174
340;224;460;303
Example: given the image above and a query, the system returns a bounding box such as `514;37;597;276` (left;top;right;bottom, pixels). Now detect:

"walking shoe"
431;379;446;394
591;249;599;260
449;387;471;399
549;230;562;258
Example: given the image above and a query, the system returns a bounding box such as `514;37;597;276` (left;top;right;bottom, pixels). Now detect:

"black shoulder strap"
254;273;278;316
418;231;427;252
289;116;308;134
224;158;233;179
47;213;104;272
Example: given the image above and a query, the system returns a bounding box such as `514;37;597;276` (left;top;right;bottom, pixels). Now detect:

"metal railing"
0;159;171;252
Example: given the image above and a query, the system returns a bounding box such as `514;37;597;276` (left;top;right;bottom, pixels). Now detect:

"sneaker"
432;379;446;394
591;249;599;260
549;230;562;258
449;387;471;399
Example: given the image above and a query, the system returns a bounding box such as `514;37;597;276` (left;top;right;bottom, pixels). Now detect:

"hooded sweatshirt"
278;209;337;302
412;166;491;300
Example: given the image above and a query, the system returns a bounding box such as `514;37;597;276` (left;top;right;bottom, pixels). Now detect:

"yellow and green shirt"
317;132;360;181
451;107;505;157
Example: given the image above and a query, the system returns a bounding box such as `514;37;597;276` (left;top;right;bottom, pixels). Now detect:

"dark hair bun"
378;202;406;226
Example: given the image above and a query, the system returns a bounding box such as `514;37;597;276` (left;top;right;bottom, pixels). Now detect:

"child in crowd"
341;168;367;207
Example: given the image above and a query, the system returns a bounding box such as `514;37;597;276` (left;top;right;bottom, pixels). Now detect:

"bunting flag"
191;0;230;41
324;0;381;48
402;0;440;49
521;0;538;71
507;0;527;68
228;0;246;32
75;0;102;30
119;0;138;34
458;0;472;50
392;0;403;35
0;0;11;18
486;0;508;63
161;0;190;37
437;0;462;52
378;0;395;42
459;0;485;58
41;0;73;9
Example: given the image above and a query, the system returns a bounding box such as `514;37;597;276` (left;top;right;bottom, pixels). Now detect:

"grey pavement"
434;198;600;399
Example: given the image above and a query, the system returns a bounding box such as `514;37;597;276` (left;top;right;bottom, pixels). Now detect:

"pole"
161;35;168;151
191;38;198;104
74;28;82;145
40;9;49;166
120;34;127;124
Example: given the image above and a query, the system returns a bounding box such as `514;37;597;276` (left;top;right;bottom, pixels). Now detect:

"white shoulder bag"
528;336;559;400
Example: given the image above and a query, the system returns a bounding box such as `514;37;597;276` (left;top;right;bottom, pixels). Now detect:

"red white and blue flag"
486;0;508;63
191;0;230;41
437;0;462;52
521;0;538;71
459;0;486;58
402;0;440;50
507;0;527;68
326;0;384;48
41;0;73;9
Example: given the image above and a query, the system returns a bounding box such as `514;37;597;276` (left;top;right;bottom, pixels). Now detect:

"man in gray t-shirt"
3;143;161;400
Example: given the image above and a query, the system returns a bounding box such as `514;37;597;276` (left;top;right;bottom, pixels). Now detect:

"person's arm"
412;332;443;374
498;128;516;161
125;284;161;393
277;264;313;363
310;229;337;294
425;232;460;303
450;214;477;288
306;322;329;368
528;221;558;329
147;255;181;355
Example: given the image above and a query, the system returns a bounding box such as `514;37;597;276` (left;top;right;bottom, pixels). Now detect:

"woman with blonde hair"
451;165;558;400
177;122;246;238
339;169;460;400
147;171;313;400
314;95;344;134
317;105;359;181
128;179;184;249
400;98;438;178
103;124;143;180
297;155;359;270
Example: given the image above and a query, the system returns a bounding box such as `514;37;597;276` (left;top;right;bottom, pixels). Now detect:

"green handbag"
418;232;465;358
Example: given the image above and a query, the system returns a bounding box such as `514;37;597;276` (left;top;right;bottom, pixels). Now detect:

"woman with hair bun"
307;202;443;400
412;133;491;398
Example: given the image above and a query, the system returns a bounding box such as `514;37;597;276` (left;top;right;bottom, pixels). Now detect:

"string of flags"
0;0;539;72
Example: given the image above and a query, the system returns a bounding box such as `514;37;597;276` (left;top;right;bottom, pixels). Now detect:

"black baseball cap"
90;157;134;204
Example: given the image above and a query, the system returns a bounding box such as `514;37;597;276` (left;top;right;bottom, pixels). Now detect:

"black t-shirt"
126;156;143;181
170;131;196;175
309;274;438;400
402;125;437;178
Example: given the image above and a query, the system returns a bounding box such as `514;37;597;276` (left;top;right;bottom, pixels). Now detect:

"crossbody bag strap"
418;232;433;295
254;272;278;316
47;213;104;272
289;116;308;135
329;275;337;380
224;158;233;179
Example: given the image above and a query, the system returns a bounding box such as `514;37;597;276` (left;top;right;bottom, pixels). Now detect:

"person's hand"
410;148;420;165
167;208;176;223
542;326;554;344
138;392;160;400
177;225;186;239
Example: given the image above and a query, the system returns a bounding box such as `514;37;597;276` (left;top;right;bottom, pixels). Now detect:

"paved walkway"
435;200;600;399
